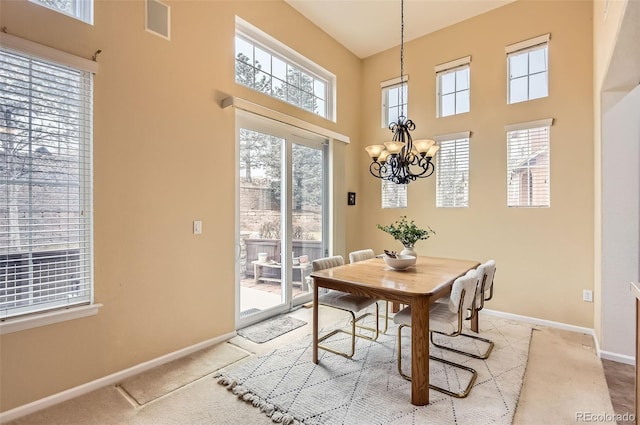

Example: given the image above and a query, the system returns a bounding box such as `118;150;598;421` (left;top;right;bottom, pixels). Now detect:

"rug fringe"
214;372;302;425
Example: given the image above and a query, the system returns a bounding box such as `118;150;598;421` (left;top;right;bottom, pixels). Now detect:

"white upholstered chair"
348;249;389;333
393;270;479;398
312;255;380;359
348;249;376;263
432;259;497;359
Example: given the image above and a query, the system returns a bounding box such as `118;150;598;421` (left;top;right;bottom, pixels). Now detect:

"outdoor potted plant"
377;216;435;256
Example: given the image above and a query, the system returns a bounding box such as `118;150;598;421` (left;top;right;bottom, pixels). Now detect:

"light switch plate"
193;220;202;235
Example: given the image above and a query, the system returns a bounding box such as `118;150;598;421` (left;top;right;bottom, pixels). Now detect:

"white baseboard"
0;331;237;424
481;309;636;365
482;309;597;335
599;350;636;365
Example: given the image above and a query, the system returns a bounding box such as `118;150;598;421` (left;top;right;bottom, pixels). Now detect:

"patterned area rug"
238;314;308;344
215;315;532;425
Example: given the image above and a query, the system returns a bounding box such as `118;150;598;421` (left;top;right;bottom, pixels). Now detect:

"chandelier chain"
364;0;439;185
400;0;405;117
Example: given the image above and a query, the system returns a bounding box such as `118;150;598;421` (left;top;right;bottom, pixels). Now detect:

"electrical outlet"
582;289;593;302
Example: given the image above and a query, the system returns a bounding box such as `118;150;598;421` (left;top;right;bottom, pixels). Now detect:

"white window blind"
506;123;551;207
0;45;94;319
382;179;407;209
436;136;470;208
506;34;549;104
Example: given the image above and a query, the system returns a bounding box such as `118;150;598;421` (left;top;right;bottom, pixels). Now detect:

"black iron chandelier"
365;0;439;185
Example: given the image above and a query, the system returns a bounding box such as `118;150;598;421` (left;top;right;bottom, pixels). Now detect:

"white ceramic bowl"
383;255;416;270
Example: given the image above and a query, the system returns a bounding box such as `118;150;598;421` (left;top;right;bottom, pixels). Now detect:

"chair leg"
378;301;389;334
317;305;380;359
354;303;381;341
430;330;494;360
428;356;477;398
397;325;477;398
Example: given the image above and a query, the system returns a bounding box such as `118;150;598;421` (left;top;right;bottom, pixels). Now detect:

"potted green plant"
377;216;435;256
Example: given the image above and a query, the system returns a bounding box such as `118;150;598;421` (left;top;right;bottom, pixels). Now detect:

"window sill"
0;304;102;335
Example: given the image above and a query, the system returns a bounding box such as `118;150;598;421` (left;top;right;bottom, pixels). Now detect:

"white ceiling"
285;0;516;59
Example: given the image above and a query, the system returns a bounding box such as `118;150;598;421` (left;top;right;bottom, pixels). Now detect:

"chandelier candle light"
365;0;440;185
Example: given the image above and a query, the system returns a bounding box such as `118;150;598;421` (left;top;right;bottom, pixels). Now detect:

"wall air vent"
146;0;170;40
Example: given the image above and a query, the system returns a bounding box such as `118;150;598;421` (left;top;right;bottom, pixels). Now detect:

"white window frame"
0;33;99;334
506;34;550;104
435;131;470;208
235;17;336;122
505;118;553;208
29;0;94;25
435;56;471;118
381;76;408;128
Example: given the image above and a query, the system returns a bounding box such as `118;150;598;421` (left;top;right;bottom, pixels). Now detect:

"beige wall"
0;0;605;413
0;0;361;411
353;1;595;326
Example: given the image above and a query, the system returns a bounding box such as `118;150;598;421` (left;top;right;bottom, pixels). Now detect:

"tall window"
506;34;549;104
435;57;470;117
436;133;470;208
506;119;553;207
235;17;335;121
381;77;408;127
380;76;408;208
29;0;93;24
0;38;94;319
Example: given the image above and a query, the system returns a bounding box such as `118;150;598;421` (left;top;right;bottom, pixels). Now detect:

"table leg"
471;310;479;333
411;296;430;406
312;281;319;364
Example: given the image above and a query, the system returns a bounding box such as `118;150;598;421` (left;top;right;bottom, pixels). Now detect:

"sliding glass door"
236;112;327;328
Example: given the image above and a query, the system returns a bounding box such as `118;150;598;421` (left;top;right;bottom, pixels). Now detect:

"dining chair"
348;249;389;334
312;255;380;359
431;259;497;359
393;270;479;398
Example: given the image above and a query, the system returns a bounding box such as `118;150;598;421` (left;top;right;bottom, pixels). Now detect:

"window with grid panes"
507;34;549;104
436;59;470;117
235;18;334;120
436;135;470;208
382;79;408;127
29;0;93;24
0;39;94;319
506;120;552;207
380;77;409;208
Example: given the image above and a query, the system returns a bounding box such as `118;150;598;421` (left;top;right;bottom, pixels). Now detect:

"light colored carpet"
215;315;532;425
512;327;616;424
5;313;617;425
119;342;250;405
237;314;307;344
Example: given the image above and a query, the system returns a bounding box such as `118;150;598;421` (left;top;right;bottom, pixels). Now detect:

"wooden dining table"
310;255;480;406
